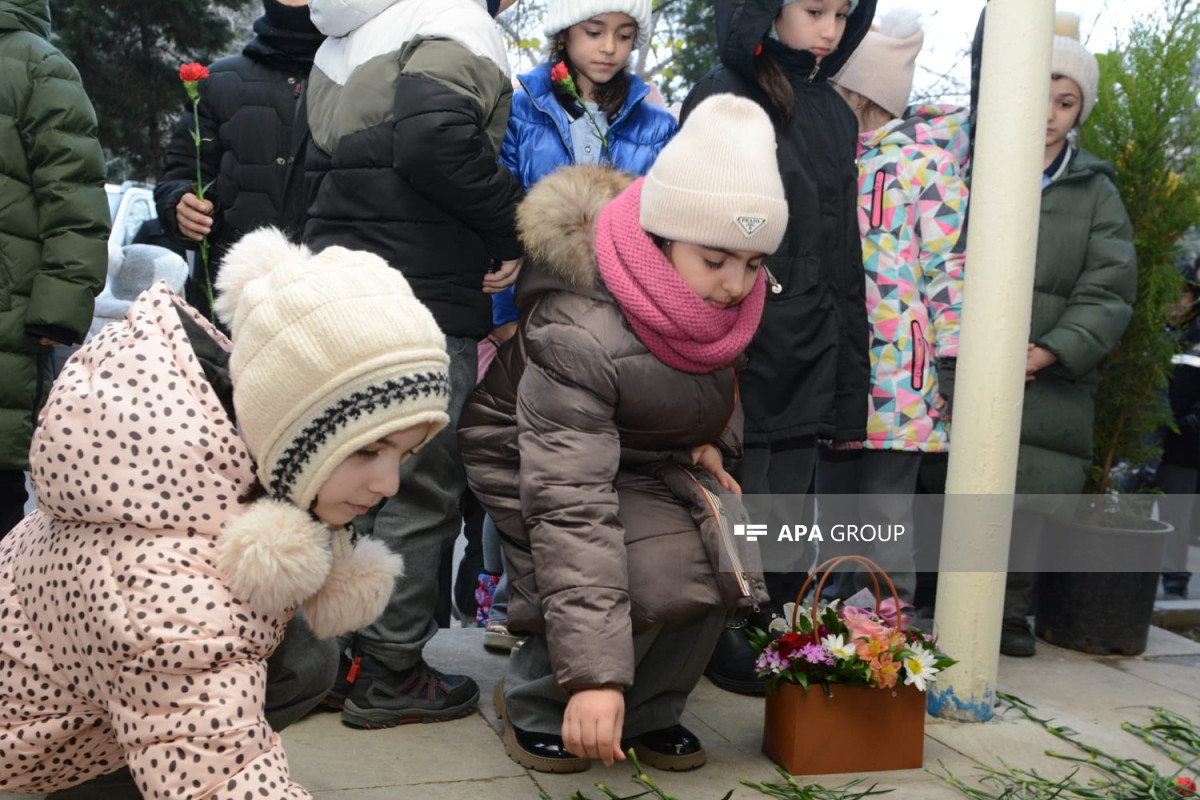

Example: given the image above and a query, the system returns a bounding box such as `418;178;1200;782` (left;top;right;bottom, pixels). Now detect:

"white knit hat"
1051;11;1099;124
213;228;450;511
544;0;652;49
639;94;788;254
834;8;923;119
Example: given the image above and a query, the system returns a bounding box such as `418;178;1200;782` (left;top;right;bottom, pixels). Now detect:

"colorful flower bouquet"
747;594;955;696
755;556;956;775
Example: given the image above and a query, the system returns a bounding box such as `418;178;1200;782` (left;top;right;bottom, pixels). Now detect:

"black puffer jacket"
302;0;524;340
155;1;324;313
682;0;874;446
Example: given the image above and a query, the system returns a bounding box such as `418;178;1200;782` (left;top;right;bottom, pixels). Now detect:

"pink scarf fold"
593;179;766;374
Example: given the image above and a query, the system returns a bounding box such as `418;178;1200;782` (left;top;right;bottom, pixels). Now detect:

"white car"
105;181;157;262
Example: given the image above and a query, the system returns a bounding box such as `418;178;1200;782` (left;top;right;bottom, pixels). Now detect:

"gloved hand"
936;357;957;420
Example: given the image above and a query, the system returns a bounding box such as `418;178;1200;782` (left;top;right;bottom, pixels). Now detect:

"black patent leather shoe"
502;719;590;773
627;725;706;771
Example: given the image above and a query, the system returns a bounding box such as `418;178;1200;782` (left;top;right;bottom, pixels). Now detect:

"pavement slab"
1;625;1195;799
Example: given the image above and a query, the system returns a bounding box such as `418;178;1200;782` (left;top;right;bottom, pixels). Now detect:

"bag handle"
791;555;905;634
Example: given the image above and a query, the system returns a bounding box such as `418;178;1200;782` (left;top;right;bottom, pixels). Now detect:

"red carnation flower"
550;61;570;84
179;62;210;82
1178;777;1197;796
774;632;815;658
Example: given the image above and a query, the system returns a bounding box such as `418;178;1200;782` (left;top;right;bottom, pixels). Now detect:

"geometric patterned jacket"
853;104;968;452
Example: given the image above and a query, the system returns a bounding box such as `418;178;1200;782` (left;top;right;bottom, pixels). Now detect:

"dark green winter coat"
0;0;108;471
1017;147;1137;494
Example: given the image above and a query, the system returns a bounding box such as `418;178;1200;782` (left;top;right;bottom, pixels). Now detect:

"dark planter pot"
1034;518;1172;655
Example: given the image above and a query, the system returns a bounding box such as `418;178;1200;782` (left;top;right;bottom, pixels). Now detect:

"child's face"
775;0;851;62
312;423;433;528
1046;76;1083;151
564;13;637;99
665;242;764;310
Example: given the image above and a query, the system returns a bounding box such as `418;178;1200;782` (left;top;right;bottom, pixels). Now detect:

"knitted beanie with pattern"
214;228;450;511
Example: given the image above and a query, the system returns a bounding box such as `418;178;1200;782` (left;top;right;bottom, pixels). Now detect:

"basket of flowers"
749;555;956;775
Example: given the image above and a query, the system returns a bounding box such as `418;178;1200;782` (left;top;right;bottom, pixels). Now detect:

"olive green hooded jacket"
1017;147;1137;494
0;0;108;471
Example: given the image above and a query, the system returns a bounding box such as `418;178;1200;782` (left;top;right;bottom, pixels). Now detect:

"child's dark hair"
754;52;794;125
549;32;632;121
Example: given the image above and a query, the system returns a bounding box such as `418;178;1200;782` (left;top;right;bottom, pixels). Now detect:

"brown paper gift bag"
760;556;928;774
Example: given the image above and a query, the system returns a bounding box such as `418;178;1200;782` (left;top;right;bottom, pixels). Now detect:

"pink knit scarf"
593;178;766;374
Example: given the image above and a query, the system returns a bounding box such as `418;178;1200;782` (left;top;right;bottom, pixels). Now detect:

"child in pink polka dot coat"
0;228;450;798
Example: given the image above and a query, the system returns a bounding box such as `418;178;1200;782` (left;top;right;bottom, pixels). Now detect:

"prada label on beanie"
215;228;451;511
639;93;788;254
544;0;653;49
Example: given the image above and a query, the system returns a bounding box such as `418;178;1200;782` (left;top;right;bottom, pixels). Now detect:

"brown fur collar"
516;165;634;292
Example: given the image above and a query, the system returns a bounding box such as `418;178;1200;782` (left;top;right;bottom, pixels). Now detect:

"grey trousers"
47;612;338;799
1003;510;1048;622
354;335;477;671
814;448;923;603
740;444;818;606
503;607;726;738
1157;463;1197;575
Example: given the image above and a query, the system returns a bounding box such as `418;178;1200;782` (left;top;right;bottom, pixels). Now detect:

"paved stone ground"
5;622;1196;800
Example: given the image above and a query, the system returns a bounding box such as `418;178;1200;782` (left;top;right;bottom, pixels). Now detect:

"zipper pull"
762;263;783;295
807;61;820;83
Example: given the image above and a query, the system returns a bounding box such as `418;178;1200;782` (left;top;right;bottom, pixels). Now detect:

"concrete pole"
927;0;1054;723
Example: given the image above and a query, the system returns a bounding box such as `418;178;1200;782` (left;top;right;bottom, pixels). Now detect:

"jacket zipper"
910;320;926;391
870;170;886;229
807;61;821;82
521;77;574;158
678;465;757;608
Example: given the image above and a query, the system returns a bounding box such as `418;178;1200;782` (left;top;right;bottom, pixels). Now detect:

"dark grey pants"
814;448;923;603
740;443;818;606
503;607;726;739
1003;510;1048;622
1157;463;1197;576
354;335;477;671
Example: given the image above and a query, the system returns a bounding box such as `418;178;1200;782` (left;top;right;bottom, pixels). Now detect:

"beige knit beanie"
213;228;450;511
639;93;788;254
1051;11;1099;124
544;0;652;49
833;8;923;119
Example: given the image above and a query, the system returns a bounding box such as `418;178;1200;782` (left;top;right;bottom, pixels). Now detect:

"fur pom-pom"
877;7;922;39
1055;11;1081;41
213;227;310;327
301;532;403;639
218;498;333;612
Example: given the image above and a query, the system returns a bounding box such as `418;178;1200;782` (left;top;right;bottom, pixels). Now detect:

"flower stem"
190;96;214;318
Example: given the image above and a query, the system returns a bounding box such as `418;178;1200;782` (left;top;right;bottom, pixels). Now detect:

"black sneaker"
341;654;480;728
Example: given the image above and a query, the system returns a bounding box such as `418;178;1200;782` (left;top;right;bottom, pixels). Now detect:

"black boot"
703;609;783;695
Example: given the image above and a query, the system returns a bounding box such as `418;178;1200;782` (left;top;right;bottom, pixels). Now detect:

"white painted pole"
927;0;1054;723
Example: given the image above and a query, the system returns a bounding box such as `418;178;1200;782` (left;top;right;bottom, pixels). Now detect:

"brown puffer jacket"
459;166;767;692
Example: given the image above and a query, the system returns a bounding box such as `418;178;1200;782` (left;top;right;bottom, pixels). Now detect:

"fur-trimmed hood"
514;165;633;306
30;283;399;639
